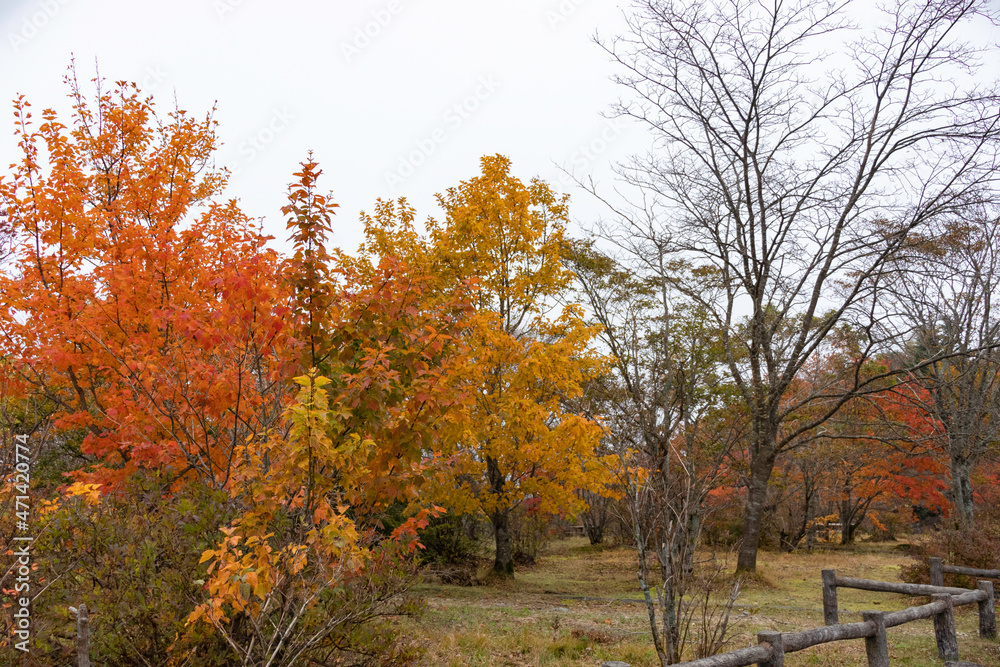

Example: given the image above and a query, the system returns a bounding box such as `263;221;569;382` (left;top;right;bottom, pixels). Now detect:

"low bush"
901;496;1000;587
510;505;557;566
17;472;426;666
417;513;482;567
26;473;236;666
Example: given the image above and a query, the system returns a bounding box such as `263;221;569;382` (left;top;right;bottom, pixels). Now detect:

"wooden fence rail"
929;557;1000;587
821;569;970;625
671;570;996;667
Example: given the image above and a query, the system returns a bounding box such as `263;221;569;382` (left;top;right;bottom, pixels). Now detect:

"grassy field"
398;538;1000;666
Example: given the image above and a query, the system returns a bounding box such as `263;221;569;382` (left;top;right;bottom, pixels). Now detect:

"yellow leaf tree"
364;155;608;575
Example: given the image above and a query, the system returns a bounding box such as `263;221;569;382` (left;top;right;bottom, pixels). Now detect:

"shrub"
901;525;1000;587
26;473;236;666
417;513;482;567
901;492;1000;587
19;472;425;666
510;505;556;566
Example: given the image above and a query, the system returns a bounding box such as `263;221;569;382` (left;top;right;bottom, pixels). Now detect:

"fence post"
757;630;784;667
861;611;889;667
978;580;997;639
931;594;959;662
929;557;944;587
77;603;91;667
821;569;838;625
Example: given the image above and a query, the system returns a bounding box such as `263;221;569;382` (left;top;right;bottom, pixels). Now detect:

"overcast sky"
1;0;649;253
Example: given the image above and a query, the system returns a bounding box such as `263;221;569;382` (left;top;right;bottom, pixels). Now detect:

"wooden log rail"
821;569;972;625
670;578;995;667
929;557;1000;587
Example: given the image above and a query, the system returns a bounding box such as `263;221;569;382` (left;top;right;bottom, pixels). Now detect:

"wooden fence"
929;557;1000;588
671;562;997;667
821;569;974;625
73;603;90;667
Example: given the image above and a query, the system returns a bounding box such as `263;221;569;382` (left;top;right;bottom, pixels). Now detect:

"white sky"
1;0;648;254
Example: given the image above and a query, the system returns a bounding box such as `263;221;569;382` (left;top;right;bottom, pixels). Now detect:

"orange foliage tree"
886;216;1000;528
835;374;950;543
0;73;292;491
770;347;949;548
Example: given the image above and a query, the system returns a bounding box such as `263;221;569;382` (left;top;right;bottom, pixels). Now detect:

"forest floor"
399;537;1000;666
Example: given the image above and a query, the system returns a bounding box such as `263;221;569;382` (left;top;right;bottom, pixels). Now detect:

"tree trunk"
839;499;854;545
491;509;514;576
634;514;669;667
949;457;975;529
579;489;607;545
583;516;605;545
657;527;680;663
679;479;702;579
486;455;514;576
684;503;700;579
76;603;90;667
737;448;776;572
779;474;814;552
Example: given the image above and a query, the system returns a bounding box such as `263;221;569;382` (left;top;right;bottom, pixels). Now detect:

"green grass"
397;537;1000;666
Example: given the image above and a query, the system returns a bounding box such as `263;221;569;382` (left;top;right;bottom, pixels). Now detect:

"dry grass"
397;538;1000;666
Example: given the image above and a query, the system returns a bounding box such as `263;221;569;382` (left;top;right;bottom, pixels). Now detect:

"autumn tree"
881;213;1000;528
770;449;827;552
809;392;947;546
768;344;951;549
599;0;1000;572
827;381;951;544
283;155;338;373
0;71;293;492
362;155;608;576
0;70;307;664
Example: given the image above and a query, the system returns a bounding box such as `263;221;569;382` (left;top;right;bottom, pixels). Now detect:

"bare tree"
599;0;1000;571
885;211;1000;528
566;240;741;664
